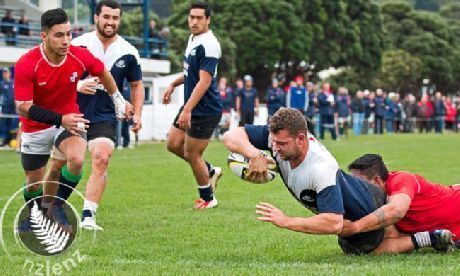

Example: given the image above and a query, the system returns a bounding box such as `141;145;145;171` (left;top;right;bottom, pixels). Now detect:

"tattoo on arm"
373;208;386;227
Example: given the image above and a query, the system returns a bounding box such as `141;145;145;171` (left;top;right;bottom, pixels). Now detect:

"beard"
96;22;118;38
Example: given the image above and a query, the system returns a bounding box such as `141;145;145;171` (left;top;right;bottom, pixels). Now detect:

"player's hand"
77;77;99;95
177;108;191;130
162;85;174;105
131;113;142;133
255;202;288;228
339;219;358;237
124;102;134;120
61;113;89;135
248;152;270;183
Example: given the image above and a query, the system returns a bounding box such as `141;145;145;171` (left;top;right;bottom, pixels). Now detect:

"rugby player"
223;108;453;254
162;2;222;209
14;8;121;231
46;0;143;231
342;154;459;249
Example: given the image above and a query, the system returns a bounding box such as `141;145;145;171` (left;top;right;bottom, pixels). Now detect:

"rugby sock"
23;183;43;210
205;161;215;177
198;184;214;202
411;231;431;249
82;199;99;219
55;165;82;206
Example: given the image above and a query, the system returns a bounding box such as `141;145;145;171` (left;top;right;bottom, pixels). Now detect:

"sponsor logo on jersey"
190;49;196;56
115;60;126;68
38;82;47;86
70;72;78;83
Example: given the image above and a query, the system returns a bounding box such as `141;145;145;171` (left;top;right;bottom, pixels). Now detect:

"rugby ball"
227;152;277;184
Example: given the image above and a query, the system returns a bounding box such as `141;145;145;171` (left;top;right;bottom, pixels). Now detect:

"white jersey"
244;124;384;217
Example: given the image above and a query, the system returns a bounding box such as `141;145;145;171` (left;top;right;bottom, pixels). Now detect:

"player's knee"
93;153;110;171
67;155;84;170
183;149;200;162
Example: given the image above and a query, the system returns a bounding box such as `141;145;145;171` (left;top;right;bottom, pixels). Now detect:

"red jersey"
14;44;104;133
386;171;460;240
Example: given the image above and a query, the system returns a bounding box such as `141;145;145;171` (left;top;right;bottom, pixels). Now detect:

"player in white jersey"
223;108;453;254
44;0;144;231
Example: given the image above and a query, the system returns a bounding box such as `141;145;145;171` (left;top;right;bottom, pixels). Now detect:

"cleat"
193;197;218;209
16;219;33;233
47;204;73;233
431;229;455;252
80;216;104;231
209;167;223;193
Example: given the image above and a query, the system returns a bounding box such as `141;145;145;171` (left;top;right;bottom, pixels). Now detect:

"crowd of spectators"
215;75;460;140
0;66;19;149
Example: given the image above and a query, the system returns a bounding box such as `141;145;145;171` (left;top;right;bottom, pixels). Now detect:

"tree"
168;0;384;91
373;49;422;93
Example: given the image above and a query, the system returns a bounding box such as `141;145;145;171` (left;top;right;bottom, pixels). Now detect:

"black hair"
41;8;68;31
96;0;123;16
348;154;389;181
190;1;211;18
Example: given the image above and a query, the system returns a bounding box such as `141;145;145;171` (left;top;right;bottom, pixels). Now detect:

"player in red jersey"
14;8;122;232
342;154;458;250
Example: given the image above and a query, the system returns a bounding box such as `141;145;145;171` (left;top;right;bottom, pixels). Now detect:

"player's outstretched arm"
256;202;344;235
16;101;89;135
223;127;263;161
340;193;411;236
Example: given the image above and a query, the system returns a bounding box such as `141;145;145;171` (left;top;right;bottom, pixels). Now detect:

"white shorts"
21;127;65;156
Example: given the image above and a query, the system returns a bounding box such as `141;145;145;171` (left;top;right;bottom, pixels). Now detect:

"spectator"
351;90;365;135
18;14;30;36
266;78;285;120
402;94;417;133
444;97;457;132
385;92;401;134
317;82;337;140
433;92;446;133
215;77;234;137
374;88;385;134
148;19;160;39
417;96;433;133
286;76;308;114
236;75;259;126
336;87;350;137
305;81;317;136
0;67;18;146
363;90;375;134
394;93;403;133
1;10;16;46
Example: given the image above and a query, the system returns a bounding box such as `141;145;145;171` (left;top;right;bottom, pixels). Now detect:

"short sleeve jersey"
72;32;142;123
14;44;104;132
386;171;460;240
244;125;384;219
183;30;221;116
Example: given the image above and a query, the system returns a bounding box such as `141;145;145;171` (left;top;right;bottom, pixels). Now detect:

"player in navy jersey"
162;2;222;209
223;108;453;254
45;0;144;230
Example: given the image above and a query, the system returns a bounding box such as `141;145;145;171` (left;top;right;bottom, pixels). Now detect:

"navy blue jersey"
244;124;382;218
238;87;258;112
72;32;142;123
183;30;221;116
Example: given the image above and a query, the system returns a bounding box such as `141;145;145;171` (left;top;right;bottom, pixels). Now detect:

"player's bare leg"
184;135;217;209
48;136;86;231
166;126;186;160
42;157;66;209
167;125;222;192
80;140;114;231
373;225;454;254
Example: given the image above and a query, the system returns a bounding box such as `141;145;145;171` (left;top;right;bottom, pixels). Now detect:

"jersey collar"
40;43;67;67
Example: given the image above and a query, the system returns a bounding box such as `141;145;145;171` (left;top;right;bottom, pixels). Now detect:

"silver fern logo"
16;196;78;256
30;202;70;254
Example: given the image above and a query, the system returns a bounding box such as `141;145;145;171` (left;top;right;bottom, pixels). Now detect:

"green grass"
1;133;460;275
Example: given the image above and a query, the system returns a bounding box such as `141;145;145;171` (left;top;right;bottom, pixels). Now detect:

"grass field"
1;133;460;275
